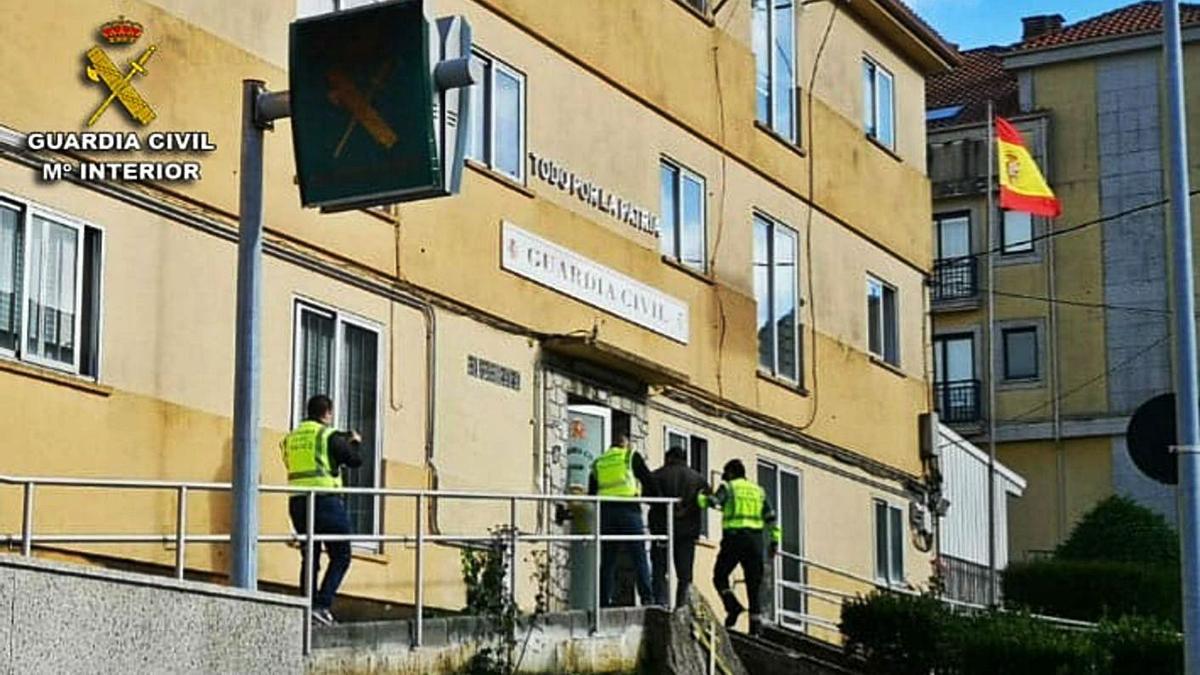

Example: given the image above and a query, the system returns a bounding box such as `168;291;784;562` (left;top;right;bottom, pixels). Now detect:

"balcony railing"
932;258;979;303
935;379;982;424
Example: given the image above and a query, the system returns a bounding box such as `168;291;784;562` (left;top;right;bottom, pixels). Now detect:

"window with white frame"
862;58;895;150
758;460;805;628
873;499;904;584
1001;210;1034;255
0;199;102;377
752;0;797;142
867;276;899;366
465;50;526;182
665;428;710;536
293;301;382;538
754;213;800;381
659;159;707;272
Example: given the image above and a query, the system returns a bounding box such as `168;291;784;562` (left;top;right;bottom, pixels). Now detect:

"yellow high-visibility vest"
593;446;640;497
282;420;339;488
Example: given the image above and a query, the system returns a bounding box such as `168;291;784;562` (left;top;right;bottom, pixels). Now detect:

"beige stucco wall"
0;0;943;619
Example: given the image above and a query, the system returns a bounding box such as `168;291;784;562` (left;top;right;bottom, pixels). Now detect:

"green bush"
841;593;950;675
1002;559;1180;626
1056;496;1178;565
1096;616;1183;675
840;593;1183;675
951;611;1098;675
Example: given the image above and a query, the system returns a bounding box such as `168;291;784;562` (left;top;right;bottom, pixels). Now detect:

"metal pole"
985;100;998;607
175;486;188;580
231;79;268;591
21;482;33;556
415;492;425;648
666;501;675;610
592;500;602;634
304;490;315;655
509;497;519;609
1163;3;1200;672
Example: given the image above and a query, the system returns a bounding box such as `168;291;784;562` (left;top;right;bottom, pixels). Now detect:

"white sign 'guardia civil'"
501;222;689;344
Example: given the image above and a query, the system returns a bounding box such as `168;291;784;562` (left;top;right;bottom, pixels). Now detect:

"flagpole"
986;99;999;607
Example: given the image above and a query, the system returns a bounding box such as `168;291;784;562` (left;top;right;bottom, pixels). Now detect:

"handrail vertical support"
508;497;518;608
415;492;425;648
174;485;188;580
303;490;315;655
666;501;675;610
592;499;601;634
20;482;33;556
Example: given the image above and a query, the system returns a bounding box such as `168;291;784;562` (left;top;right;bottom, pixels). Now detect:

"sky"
908;0;1145;50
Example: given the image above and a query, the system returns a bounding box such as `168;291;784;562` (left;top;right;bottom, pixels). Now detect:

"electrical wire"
940;189;1200;265
986;289;1172;315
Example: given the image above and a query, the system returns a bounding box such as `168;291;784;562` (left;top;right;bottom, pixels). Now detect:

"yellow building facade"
929;8;1200;563
0;0;953;634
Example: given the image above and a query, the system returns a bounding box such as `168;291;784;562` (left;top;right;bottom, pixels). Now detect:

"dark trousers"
713;529;765;619
651;533;697;607
289;494;352;610
599;503;653;607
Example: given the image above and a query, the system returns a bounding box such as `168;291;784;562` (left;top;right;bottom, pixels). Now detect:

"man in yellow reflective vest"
588;433;655;607
702;459;780;635
281;394;362;627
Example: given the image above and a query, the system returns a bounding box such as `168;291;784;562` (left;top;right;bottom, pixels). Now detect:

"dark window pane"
681;172;705;270
79;228;102;378
883;286;899;366
1004;327;1038;380
690;436;709;536
774;226;797;379
340;323;380;535
889;506;903;581
867;281;882;356
754;217;773;371
660;163;678;258
297;309;335;416
874;500;888;580
753;0;770;125
862;61;876;135
772;0;795;140
0;204;21;353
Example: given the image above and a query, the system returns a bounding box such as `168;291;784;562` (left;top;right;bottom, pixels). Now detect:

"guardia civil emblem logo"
83;16;159;127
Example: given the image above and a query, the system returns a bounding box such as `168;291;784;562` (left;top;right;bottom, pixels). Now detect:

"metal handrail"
0;473;677;655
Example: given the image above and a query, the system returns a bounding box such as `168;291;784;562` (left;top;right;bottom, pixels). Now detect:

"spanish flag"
996;116;1061;218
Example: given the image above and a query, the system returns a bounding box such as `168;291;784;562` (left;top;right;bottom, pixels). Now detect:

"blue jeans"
599;503;653;607
289;495;352;610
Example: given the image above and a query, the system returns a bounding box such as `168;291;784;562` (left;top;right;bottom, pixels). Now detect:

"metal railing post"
174;485;188;580
508;497;518;609
415;492;425;648
303;490;315;655
20;482;33;556
666;501;675;610
592;498;602;634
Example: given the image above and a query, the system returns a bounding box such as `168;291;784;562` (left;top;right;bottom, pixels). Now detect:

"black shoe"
724;606;742;629
749;617;763;636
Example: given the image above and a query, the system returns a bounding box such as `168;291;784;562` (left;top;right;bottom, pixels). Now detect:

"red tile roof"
1019;1;1200;51
926;47;1018;127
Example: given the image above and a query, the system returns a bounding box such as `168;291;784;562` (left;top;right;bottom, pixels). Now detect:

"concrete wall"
0;554;304;674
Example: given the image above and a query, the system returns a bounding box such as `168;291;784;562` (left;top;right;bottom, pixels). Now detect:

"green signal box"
289;0;475;212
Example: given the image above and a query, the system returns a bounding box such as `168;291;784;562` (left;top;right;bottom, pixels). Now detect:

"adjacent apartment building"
927;2;1200;562
0;0;955;636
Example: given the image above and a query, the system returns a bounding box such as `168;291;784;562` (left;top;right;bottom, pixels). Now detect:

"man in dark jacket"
648;444;710;607
281;394;363;626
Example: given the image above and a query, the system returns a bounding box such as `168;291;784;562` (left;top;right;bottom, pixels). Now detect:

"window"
867;276;899;366
873;499;904;584
754;214;800;381
863;58;895;149
293;301;382;538
758;461;804;628
659;160;707;271
465;50;526;182
1002;326;1039;381
665;428;710;536
934;213;970;261
0;199;102;377
1001;210;1034;255
934;334;980;423
753;0;797;142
